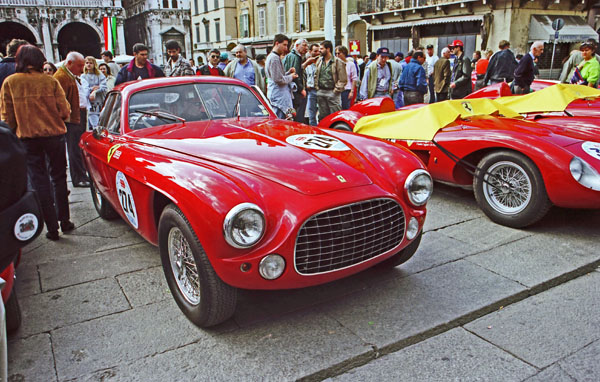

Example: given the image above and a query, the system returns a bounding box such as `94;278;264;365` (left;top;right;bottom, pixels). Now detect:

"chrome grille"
295;198;405;275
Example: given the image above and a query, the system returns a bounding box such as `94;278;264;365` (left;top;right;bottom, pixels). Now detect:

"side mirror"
92;126;108;140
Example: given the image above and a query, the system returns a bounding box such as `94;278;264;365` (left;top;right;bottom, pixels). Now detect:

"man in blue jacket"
115;43;165;85
398;51;428;105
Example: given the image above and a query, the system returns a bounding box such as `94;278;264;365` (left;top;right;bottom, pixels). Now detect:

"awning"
528;15;598;43
368;15;483;31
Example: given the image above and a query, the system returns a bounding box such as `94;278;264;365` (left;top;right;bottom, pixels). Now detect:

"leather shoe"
60;221;75;233
46;230;59;241
74;181;90;188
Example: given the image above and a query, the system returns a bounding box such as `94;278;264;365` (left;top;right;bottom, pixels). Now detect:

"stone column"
117;17;126;55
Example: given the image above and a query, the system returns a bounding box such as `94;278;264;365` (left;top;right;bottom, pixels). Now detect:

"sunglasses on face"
210;55;219;58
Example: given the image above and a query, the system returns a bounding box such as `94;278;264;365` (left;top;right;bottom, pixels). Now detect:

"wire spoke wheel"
483;161;532;214
168;227;201;305
474;151;551;228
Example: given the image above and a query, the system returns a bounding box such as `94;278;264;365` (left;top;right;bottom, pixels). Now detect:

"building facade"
0;0;125;63
190;0;237;64
353;0;599;76
122;0;192;66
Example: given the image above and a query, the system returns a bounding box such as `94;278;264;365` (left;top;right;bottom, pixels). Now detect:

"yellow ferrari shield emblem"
107;144;122;163
461;101;474;114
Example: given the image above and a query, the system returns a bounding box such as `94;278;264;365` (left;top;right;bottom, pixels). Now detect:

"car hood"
132;118;374;195
531;116;600;143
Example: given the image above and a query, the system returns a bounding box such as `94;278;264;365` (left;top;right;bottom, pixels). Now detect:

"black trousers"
21;134;70;232
292;91;307;124
65;109;88;184
403;90;424;106
428;75;436;103
436;92;449;102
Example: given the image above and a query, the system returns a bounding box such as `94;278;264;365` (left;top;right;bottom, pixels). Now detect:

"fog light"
240;262;252;272
406;217;419;240
259;254;285;280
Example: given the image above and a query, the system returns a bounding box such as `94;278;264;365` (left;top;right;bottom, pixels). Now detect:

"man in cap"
359;47;394;100
559;38;600;83
398;51;428;105
448;40;472;99
218;52;229;71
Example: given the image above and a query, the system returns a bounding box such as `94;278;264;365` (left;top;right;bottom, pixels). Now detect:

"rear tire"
90;180;119;220
473;151;551;228
5;289;21;333
158;204;237;327
378;232;422;268
330;122;352;131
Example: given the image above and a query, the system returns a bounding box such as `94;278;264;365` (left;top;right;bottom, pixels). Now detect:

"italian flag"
103;17;117;54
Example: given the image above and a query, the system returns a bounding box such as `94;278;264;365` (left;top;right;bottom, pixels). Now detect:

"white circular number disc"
116;171;139;229
14;213;39;241
582;141;600;161
286;134;351;151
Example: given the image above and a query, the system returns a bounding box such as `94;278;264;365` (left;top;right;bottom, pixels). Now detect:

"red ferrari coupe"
80;77;433;327
320;97;600;228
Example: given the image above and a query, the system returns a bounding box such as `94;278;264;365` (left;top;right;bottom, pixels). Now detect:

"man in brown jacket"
54;51;89;187
433;47;451;102
315;40;347;122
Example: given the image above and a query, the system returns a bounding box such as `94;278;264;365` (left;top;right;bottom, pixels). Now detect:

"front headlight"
223;203;266;248
404;169;433;206
569;157;600;191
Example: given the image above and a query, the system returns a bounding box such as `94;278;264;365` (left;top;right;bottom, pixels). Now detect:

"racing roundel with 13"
582;141;600;161
116;171;138;229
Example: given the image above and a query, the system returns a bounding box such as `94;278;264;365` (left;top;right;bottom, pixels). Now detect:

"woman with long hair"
81;56;107;128
42;61;57;75
0;45;74;240
99;62;116;91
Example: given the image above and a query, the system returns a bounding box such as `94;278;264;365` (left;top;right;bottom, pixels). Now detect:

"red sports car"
80;77;432;327
320;98;600;228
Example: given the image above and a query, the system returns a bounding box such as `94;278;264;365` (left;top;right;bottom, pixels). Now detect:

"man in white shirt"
425;44;439;103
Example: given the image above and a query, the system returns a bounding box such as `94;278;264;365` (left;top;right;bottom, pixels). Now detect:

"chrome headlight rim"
404;169;433;207
259;254;286;280
223;203;266;249
569;156;600;191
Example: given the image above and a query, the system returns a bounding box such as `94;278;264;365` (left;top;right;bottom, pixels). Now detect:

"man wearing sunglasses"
197;49;225;76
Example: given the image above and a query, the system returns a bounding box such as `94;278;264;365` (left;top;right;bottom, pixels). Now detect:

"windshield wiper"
135;109;186;123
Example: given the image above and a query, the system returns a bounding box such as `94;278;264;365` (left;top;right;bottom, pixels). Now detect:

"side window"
97;93;116;128
106;94;122;135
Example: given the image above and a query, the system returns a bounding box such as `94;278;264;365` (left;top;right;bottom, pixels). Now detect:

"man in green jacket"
224;44;265;94
315;40;347;122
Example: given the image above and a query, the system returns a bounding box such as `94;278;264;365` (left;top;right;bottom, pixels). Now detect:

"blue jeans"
394;90;404;108
341;89;351;110
306;89;318;126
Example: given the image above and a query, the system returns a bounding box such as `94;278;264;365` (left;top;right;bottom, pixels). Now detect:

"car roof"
112;76;249;94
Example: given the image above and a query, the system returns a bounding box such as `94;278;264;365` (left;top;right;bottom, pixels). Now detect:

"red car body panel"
81;77;429;290
320;96;600;211
0;264;14;303
395;116;600;209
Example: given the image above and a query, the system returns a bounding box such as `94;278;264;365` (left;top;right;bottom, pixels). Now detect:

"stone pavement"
7;183;600;381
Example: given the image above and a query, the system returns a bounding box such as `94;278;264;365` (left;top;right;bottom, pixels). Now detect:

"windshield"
127;83;270;130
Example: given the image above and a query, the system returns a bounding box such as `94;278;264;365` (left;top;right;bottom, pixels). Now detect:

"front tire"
377;232;422;268
158;204;237;327
90;180;119;220
5;289;21;333
473;151;551;228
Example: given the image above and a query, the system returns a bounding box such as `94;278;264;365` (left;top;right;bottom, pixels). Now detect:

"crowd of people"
0;34;598;242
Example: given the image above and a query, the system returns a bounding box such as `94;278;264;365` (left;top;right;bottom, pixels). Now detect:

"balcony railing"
0;0;122;7
357;0;451;13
